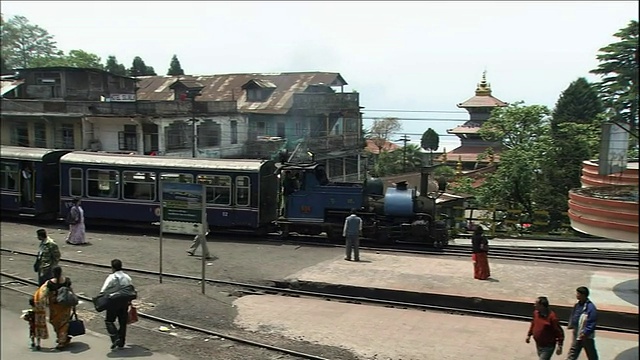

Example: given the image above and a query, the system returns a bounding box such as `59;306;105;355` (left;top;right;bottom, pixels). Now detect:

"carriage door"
19;161;36;208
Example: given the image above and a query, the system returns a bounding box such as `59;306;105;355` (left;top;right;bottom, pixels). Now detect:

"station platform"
282;252;639;331
0;307;177;360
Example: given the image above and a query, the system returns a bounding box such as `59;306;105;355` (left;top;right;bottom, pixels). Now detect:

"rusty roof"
457;95;508;108
447;126;482;135
365;139;400;154
442;145;501;163
136;72;348;114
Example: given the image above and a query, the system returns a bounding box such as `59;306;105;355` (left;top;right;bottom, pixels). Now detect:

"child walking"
21;297;41;350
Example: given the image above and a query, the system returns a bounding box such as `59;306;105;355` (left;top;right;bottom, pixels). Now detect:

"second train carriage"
58;152;279;231
0;146;71;219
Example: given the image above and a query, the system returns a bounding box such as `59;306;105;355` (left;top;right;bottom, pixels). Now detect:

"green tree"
105;55;127;76
590;20;639;146
1;15;61;69
30;49;104;69
167;54;185;76
0;55;9;74
129;56;156;76
477;102;551;213
420;128;439;165
551;77;604;136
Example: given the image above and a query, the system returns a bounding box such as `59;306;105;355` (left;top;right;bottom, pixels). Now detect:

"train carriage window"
69;168;83;196
235;176;250;206
87;169;119;198
123;171;156;201
0;163;19;191
160;173;193;184
197;175;231;205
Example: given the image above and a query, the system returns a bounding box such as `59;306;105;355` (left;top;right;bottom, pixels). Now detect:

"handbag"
109;284;137;302
68;309;86;337
92;293;109;312
127;305;139;324
56;286;79;307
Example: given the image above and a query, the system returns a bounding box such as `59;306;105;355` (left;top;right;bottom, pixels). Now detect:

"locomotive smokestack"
420;167;429;196
396;181;408;191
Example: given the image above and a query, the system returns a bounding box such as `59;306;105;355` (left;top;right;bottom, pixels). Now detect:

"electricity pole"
396;134;410;173
185;87;203;158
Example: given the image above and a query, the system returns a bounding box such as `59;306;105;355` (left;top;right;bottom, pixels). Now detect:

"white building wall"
159;114;249;159
86;117;139;153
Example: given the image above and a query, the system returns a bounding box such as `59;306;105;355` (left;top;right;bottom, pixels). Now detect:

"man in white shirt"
100;259;133;350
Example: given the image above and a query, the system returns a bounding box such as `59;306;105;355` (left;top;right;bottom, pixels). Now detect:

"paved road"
0;307;178;360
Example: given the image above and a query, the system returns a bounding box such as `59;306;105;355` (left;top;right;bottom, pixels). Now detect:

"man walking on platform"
34;229;61;285
343;209;362;262
566;286;599;360
525;296;564;359
100;259;134;350
186;213;211;259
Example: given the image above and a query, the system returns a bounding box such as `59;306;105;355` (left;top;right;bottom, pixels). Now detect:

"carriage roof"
60;152;269;172
0;146;70;161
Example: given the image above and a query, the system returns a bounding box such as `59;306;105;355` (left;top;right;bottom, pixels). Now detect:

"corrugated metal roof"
1;79;24;97
60;152;268;171
136;72;347;114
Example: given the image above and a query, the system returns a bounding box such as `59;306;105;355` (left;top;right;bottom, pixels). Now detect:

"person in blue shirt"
566;286;599;360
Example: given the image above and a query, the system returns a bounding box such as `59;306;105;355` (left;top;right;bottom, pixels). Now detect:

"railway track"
0;271;332;360
1;249;637;334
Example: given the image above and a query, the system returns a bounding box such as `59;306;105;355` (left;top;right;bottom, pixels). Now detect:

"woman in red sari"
471;226;490;280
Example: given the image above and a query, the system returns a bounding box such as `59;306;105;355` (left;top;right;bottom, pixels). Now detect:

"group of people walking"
26;228;134;352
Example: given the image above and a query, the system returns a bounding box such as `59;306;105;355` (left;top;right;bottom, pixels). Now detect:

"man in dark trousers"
342;209;362;261
566;286;599;360
34;229;61;285
525;296;564;359
100;259;133;350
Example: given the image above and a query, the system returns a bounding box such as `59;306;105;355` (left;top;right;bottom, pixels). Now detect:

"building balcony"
568;185;638;243
308;133;361;153
291;92;359;111
580;160;639;187
0;99;237;117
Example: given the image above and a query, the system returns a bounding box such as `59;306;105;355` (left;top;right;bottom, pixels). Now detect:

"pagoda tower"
444;71;507;169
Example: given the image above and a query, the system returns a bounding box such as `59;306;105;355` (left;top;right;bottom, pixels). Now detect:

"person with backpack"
32;266;75;350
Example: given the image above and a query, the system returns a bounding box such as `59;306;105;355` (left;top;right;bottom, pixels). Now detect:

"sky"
2;1;638;151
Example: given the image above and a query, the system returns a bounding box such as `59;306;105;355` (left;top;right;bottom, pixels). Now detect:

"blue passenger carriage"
0;146;71;219
58;152;279;231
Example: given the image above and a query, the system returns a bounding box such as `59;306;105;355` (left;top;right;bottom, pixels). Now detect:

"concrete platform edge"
279;280;639;332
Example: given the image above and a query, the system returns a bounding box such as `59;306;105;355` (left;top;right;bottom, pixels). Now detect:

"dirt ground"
0;220;360;360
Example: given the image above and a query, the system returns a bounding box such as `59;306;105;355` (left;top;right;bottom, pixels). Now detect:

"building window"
246;88;263;102
87;169;119;198
197;120;221;148
58;124;75;149
256;121;266;136
295;122;304;136
34;123;47;148
165;121;189;150
160;173;193;184
69;168;83;197
123;171;156;201
0;162;19;191
10;123;29;147
118;124;138;151
197;175;231;205
277;122;285;138
235;176;250;206
230;121;238;145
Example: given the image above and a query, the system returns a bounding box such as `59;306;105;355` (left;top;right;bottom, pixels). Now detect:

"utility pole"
185;87;203;158
396;134;410;173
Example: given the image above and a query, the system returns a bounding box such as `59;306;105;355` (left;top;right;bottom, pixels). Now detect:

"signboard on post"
159;182;207;293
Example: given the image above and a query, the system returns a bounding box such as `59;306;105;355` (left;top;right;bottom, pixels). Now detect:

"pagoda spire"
475;70;492;96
